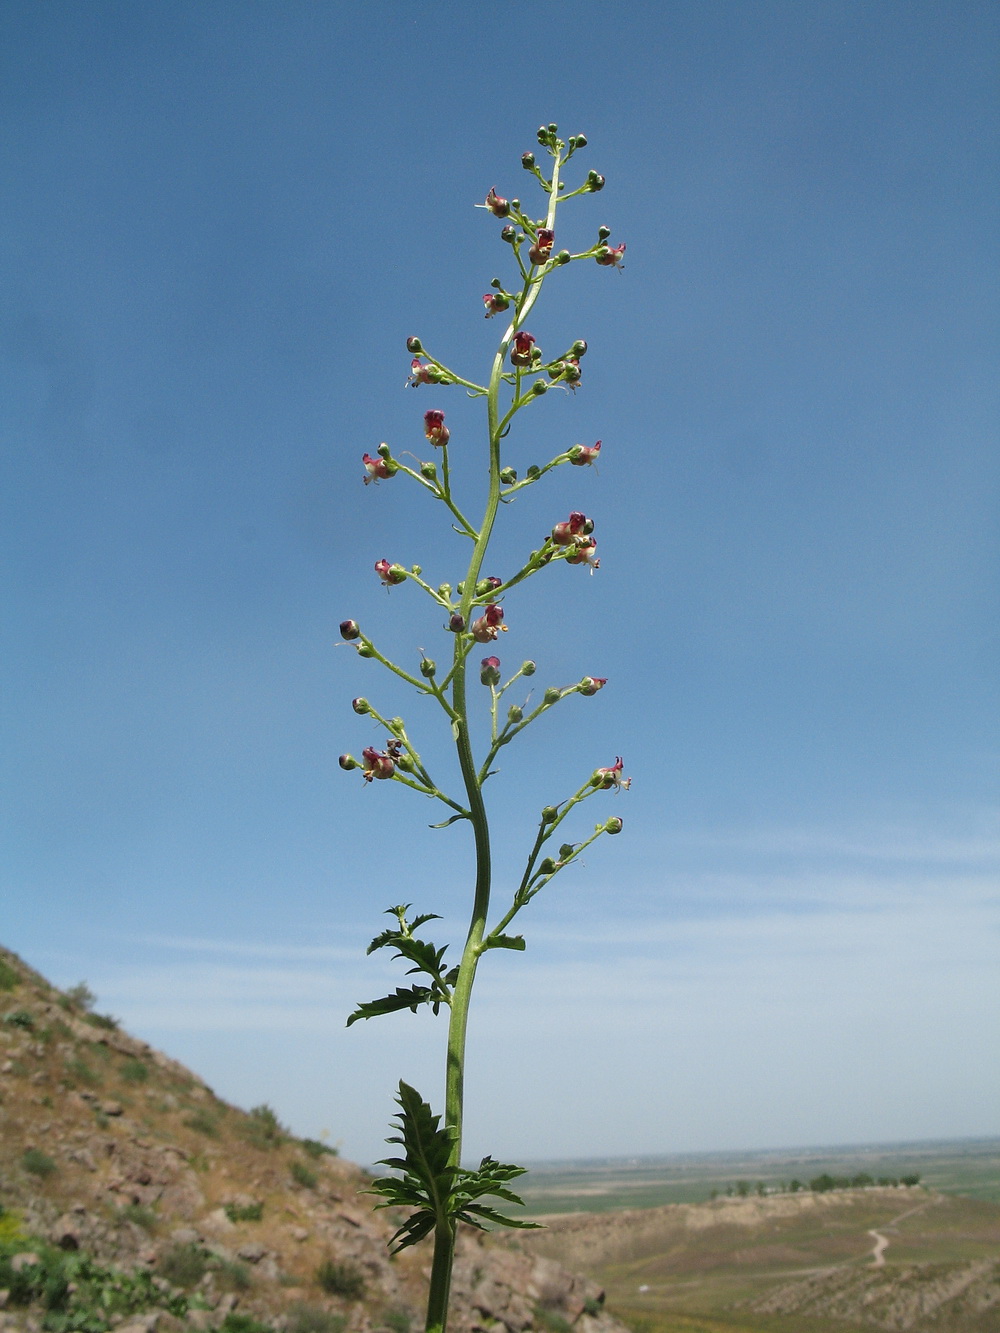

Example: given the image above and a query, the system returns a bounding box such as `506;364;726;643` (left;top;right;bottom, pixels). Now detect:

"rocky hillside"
0;946;624;1333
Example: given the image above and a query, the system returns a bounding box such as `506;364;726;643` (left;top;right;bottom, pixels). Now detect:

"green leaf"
429;813;469;829
485;933;526;952
366;1082;459;1253
345;986;441;1027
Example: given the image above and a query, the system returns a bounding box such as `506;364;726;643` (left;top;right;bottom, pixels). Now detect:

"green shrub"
22;1148;57;1178
583;1297;604;1317
219;1314;274;1333
291;1161;318;1189
302;1138;338;1159
120;1058;149;1084
239;1103;286;1149
0;959;19;991
315;1259;365;1299
288;1304;346;1333
158;1241;209;1288
4;1009;35;1031
65;982;97;1011
534;1309;571;1333
224;1201;264;1223
65;1056;102;1087
120;1203;157;1231
183;1109;220;1137
215;1257;253;1291
382;1308;412;1333
85;1011;119;1031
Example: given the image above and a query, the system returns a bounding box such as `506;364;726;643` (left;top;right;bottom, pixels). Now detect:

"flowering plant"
339;123;628;1333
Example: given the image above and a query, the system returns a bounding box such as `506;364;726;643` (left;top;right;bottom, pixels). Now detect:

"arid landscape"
2;943;998;1333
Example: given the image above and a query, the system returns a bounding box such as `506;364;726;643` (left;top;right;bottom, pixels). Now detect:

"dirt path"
867;1199;931;1266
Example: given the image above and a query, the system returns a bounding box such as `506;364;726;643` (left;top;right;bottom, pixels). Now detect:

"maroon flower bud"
605;816;623;834
521;152;535;170
482;187;509;217
352;697;370;714
569;440;602;466
480;656;501;686
510;331;536;367
483;292;511;318
596;242;626;270
449;612;465;633
528;228;554;265
500;224;517;244
478;576;503;593
339;619;360;640
361;746;395;782
339;754;358;770
406;335;423;354
579;676;607;696
375;559;406;587
424;409;450;447
363;452;396;484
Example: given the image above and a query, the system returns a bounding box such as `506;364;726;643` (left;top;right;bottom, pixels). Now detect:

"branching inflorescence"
338;124;628;1333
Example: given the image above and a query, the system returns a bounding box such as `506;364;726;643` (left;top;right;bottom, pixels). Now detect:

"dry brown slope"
0;945;625;1333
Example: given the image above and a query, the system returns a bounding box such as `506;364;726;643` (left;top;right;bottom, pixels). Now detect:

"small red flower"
482;187;510;218
529;228;554;265
375;559;406;587
570;440;602;466
483;292;511;318
579;676;607;696
361;746;395;782
596;242;626;270
471;602;506;642
550;511;590;545
408;358;445;387
424;410;450;447
480;656;501;686
363;452;394;484
510;331;536;367
566;535;600;571
595;757;630;791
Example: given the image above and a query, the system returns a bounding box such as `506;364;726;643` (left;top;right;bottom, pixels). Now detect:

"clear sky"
2;1;997;1167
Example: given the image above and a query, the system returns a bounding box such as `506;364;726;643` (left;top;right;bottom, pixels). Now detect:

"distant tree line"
709;1171;921;1200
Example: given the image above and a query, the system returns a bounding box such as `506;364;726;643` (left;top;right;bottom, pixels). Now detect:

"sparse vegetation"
215;1256;254;1291
21;1147;57;1178
158;1240;209;1287
64;1054;102;1086
288;1304;347;1333
85;1010;120;1030
0;958;19;991
225;1200;264;1223
119;1203;157;1230
5;1008;35;1030
219;1314;275;1333
119;1057;149;1083
315;1259;365;1299
291;1160;318;1189
65;981;96;1010
184;1108;221;1137
381;1308;412;1333
240;1102;286;1149
302;1137;338;1159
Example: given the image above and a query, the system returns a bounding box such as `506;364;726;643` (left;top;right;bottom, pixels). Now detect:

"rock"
102;1102;125;1117
236;1242;268;1264
202;1207;236;1233
169;1226;201;1246
51;1213;83;1250
290;1226;309;1242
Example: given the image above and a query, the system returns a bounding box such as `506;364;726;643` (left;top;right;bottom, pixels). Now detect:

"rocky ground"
0;945;626;1333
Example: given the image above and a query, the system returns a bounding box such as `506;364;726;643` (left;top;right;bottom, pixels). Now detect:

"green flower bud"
598;225;612;241
556;250;571;265
410;564;422;576
526;465;540;479
539;857;557;875
531;379;548;395
543;687;561;705
507;704;523;724
338;754;358;770
605;817;624;835
501;224;517;243
397;754;415;772
541;806;558;823
559;843;575;860
377;441;392;459
388;717;405;735
587;171;605;192
420;658;436;678
352;698;370;714
499;466;518;485
437;583;452;598
357;644;374;658
521;152;535;170
406;335;423;354
573;133;587;148
521;660;536;676
571;339;588;357
421;460;437;480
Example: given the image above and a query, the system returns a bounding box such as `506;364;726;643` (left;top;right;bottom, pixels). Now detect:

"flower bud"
375;559;406;587
339;619;360;640
507;704;523;724
543;687;561;705
397;753;414;772
559;844;575;860
571;339;588;357
569;440;602;467
598;225;611;241
420;658;436;678
449;613;465;633
579;676;608;696
480;656;501;686
477;576;503;594
410;564;422;576
438;583;452;598
483;186;509;217
531;379;548;395
572;133;587;148
388;717;405;735
352;698;370;714
521;660;536;676
406;335;423;354
604;816;623;834
357;644;374;657
421;460;438;480
339;754;358;770
377;441;392;458
541;806;558;823
521;152;535;170
500;466;518;485
501;224;517;244
587;171;605;191
538;857;556;875
556;250;571;265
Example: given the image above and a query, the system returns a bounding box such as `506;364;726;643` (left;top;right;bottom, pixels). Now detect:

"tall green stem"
423;150;563;1333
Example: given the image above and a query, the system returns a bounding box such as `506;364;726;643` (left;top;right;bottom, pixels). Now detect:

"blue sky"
2;0;997;1166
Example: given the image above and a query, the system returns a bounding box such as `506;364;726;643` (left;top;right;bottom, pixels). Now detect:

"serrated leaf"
457;1203;543;1231
346;986;437;1027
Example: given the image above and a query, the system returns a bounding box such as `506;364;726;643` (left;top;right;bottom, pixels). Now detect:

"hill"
0;945;625;1333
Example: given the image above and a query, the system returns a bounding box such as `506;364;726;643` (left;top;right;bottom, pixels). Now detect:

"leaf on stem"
485;934;526;952
346;986;445;1027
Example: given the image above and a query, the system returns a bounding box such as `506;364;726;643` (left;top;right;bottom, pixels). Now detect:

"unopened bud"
352;698;370;715
339;754;358;770
480;656;502;687
571;340;588;357
507;704;523;724
555;250;571;265
339;619;360;640
587;171;605;191
605;817;623;834
377;441;392;458
539;857;556;875
531;379;548;395
559;844;575;860
438;583;452;598
420;658;436;678
406;335;423;354
410;564;422;576
357;644;374;658
521;152;535;170
449;613;465;633
388;717;405;735
543;687;561;704
598;225;611;241
421;461;437;480
573;133;587;148
521;660;536;676
541;806;558;823
397;754;414;772
501;224;517;244
499;466;518;485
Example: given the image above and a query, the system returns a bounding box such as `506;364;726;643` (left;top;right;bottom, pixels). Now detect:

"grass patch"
315;1259;365;1299
0;960;19;991
224;1201;264;1223
158;1241;209;1288
65;1055;102;1087
4;1008;35;1031
238;1103;286;1150
291;1161;318;1189
120;1057;149;1083
219;1314;275;1333
215;1257;254;1291
382;1309;412;1333
120;1203;157;1231
183;1108;220;1137
22;1148;57;1178
288;1304;347;1333
85;1011;120;1031
302;1138;338;1159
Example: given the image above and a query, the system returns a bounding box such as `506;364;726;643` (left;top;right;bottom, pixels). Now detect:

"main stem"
423;153;563;1333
